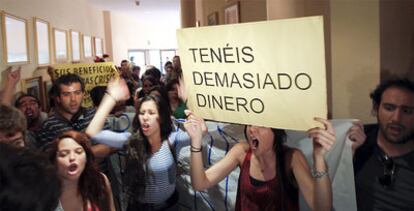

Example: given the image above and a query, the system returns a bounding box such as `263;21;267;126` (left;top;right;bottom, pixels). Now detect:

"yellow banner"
51;62;118;107
177;16;327;131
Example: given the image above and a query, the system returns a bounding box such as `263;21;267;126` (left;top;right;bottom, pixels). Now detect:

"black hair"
47;83;58;112
141;75;160;93
132;65;141;71
144;67;162;82
14;94;40;108
90;86;107;107
0;143;61;211
271;128;298;210
370;78;414;110
164;61;173;68
54;73;85;95
148;85;170;106
243;126;297;209
132;95;172;138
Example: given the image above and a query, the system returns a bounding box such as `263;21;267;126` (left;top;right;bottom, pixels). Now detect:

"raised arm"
85;78;130;136
184;110;246;190
293;117;335;211
1;66;21;106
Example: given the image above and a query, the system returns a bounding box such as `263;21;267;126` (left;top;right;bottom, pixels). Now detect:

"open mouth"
68;163;78;175
141;123;150;132
25;110;33;117
387;124;404;134
251;138;259;148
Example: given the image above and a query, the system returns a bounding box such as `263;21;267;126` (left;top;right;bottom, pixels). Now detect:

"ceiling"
86;0;180;20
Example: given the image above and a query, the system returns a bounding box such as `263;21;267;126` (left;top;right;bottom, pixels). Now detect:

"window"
128;50;146;77
128;49;177;74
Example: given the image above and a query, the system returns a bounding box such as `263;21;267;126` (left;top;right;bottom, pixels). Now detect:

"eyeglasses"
378;154;396;188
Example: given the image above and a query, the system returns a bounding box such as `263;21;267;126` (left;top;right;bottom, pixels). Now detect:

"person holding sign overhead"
183;111;335;211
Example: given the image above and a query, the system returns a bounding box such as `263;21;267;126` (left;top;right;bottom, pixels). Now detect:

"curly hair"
125;95;172;205
0;143;61;211
0;104;26;139
47;131;111;211
370;78;414;111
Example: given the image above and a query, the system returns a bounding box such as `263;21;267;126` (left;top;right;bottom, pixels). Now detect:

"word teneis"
188;46;314;114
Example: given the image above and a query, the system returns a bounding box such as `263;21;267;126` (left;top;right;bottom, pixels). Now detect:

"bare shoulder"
229;142;249;165
100;172;110;186
290;148;308;168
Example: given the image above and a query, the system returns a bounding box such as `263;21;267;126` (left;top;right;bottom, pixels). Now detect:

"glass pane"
160;50;176;74
71;31;80;61
54;30;67;60
149;50;161;71
36;20;50;65
128;50;146;77
5;16;28;63
84;36;92;57
95;38;103;57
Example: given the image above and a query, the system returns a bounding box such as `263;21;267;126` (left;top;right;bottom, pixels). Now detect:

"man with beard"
14;94;47;148
348;78;414;210
37;74;113;165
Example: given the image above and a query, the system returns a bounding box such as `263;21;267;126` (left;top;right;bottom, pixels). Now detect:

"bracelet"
190;145;202;153
311;168;328;179
105;91;117;103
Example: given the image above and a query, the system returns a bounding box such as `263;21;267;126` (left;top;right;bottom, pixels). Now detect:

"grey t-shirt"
354;125;414;210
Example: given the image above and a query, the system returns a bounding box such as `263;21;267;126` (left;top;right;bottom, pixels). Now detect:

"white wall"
110;11;180;66
330;0;380;123
0;0;105;88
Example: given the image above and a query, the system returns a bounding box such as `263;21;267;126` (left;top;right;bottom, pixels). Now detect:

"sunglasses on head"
377;154;396;188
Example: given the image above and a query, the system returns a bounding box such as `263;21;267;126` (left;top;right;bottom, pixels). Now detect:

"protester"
14;94;48;147
165;78;187;119
85;76;198;210
161;61;173;83
90;94;196;210
348;78;414;210
184;111;335;211
38;74;112;163
48;131;115;211
144;66;162;83
172;56;182;76
0;104;26;147
0;142;61;211
136;75;160;99
132;65;141;83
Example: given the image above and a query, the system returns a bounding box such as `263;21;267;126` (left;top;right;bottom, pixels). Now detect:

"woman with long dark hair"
184;111;335;211
87;89;196;210
48;131;115;211
123;95;183;210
